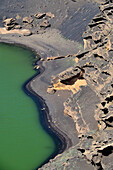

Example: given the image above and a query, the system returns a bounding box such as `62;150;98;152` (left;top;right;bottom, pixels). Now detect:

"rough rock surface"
22;16;34;24
39;20;51;28
41;0;113;169
2;12;55;34
0;0;112;169
3;18;19;30
0;0;99;41
34;13;46;19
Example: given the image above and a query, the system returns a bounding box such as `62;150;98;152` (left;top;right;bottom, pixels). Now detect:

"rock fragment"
22;17;34;24
46;12;55;18
39;20;51;28
34;13;46;19
3;18;18;30
47;87;56;94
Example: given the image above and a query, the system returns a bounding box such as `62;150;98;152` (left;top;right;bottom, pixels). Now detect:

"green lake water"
0;43;56;170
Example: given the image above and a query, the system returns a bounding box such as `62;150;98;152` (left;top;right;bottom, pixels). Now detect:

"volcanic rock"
34;13;46;19
3;18;18;30
3;18;16;25
45;0;113;169
46;12;55;18
14;25;21;29
39;20;51;28
92;31;102;42
22;17;34;24
47;87;56;94
51;67;82;84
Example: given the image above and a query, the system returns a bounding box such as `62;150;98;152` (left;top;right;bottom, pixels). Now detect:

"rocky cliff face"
41;0;113;169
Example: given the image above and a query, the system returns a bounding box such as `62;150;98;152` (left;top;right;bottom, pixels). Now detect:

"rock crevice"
43;0;113;169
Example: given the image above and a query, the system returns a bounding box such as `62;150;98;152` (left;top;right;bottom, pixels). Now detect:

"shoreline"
0;41;72;168
2;1;113;169
26;60;72;148
26;81;72;169
24;61;73;168
0;29;82;147
0;1;100;169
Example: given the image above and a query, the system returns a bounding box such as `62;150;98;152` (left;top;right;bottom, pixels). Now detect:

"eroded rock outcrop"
47;67;87;94
22;16;34;24
44;0;113;169
3;18;20;30
1;11;55;35
34;13;46;19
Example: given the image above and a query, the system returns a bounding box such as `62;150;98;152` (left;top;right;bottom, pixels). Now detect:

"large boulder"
40;20;51;28
3;18;18;30
47;87;56;94
46;12;55;18
22;17;34;24
34;13;46;19
3;18;16;25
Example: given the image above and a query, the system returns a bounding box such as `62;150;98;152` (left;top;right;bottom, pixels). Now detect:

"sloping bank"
0;30;84;169
0;42;63;170
0;0;100;169
40;0;113;170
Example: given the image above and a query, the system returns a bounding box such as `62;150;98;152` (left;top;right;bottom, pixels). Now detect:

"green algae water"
0;43;57;170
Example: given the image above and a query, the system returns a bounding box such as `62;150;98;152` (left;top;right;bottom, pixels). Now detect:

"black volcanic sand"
0;0;100;169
